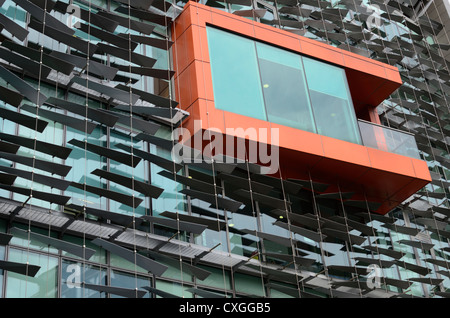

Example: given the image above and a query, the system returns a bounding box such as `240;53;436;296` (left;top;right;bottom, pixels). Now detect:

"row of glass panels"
207;26;420;159
207;26;362;145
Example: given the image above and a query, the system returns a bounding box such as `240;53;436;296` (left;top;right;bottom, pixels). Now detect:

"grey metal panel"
362;245;404;260
68;203;144;227
181;188;243;212
96;42;156;68
1;40;75;76
158;169;222;194
0;172;16;185
91;238;168;276
240;229;295;247
112;0;154;10
0;151;72;176
234;189;289;210
270;210;324;230
264;252;316;267
353;257;395;268
69;181;143;208
0;184;71;205
144;250;212;280
322;228;367;245
141;215;208;235
140;286;180;298
0;46;52;79
12;0;75;35
91;169;163;198
78;23;138;52
10;227;96;259
0;140;20;154
0;232;12;245
160;211;227;232
422;258;449;268
394;260;431;276
113;104;178;119
83;283;147;298
251;174;303;194
191;204;226;220
218;172;273;194
116;65;175;80
0;260;40;277
121;34;173;50
0;165;71;191
115;84;178;108
0;106;48;132
408;277;444;285
327;265;368;275
0;85;23;107
274;220;323;242
329;216;375;236
0;13;29;41
45;97;119;127
396;239;434;251
0;65;47;106
28;19;98;56
286;178;329;192
356;212;396;224
49;51;118;81
96;10;156;35
114;5;169;26
70;76;140;105
0;131;72;160
68;138;142;168
134;133;174;150
20;104;97;134
102;109;160;135
412;217;447;231
114;143;183;172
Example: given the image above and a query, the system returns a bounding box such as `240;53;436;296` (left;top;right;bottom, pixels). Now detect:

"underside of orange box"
172;1;431;215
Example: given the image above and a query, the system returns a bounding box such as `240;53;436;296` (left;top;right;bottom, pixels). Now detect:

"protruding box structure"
172;1;431;215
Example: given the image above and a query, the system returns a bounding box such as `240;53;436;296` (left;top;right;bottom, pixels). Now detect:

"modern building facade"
0;0;448;299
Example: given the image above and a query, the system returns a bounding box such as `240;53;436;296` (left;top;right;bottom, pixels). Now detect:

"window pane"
302;57;362;144
256;42;315;133
110;270;152;298
207;27;266;121
6;249;58;298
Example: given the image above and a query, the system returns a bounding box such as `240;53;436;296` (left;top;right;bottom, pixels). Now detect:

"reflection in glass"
302;57;362;145
207;27;267;121
256;42;315;133
6;248;58;298
110;270;151;298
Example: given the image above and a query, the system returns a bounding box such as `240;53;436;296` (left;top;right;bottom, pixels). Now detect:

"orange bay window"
172;1;431;215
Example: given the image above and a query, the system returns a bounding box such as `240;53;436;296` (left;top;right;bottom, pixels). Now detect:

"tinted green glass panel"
302;57;362;144
256;42;315;132
6;248;58;298
207;27;266;121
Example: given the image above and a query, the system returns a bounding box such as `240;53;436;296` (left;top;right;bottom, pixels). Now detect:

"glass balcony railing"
358;119;420;159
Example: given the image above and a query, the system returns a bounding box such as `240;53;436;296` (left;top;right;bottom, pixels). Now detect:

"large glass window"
207;27;267;121
6;248;58;298
206;26;362;145
302;57;361;144
256;42;315;133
